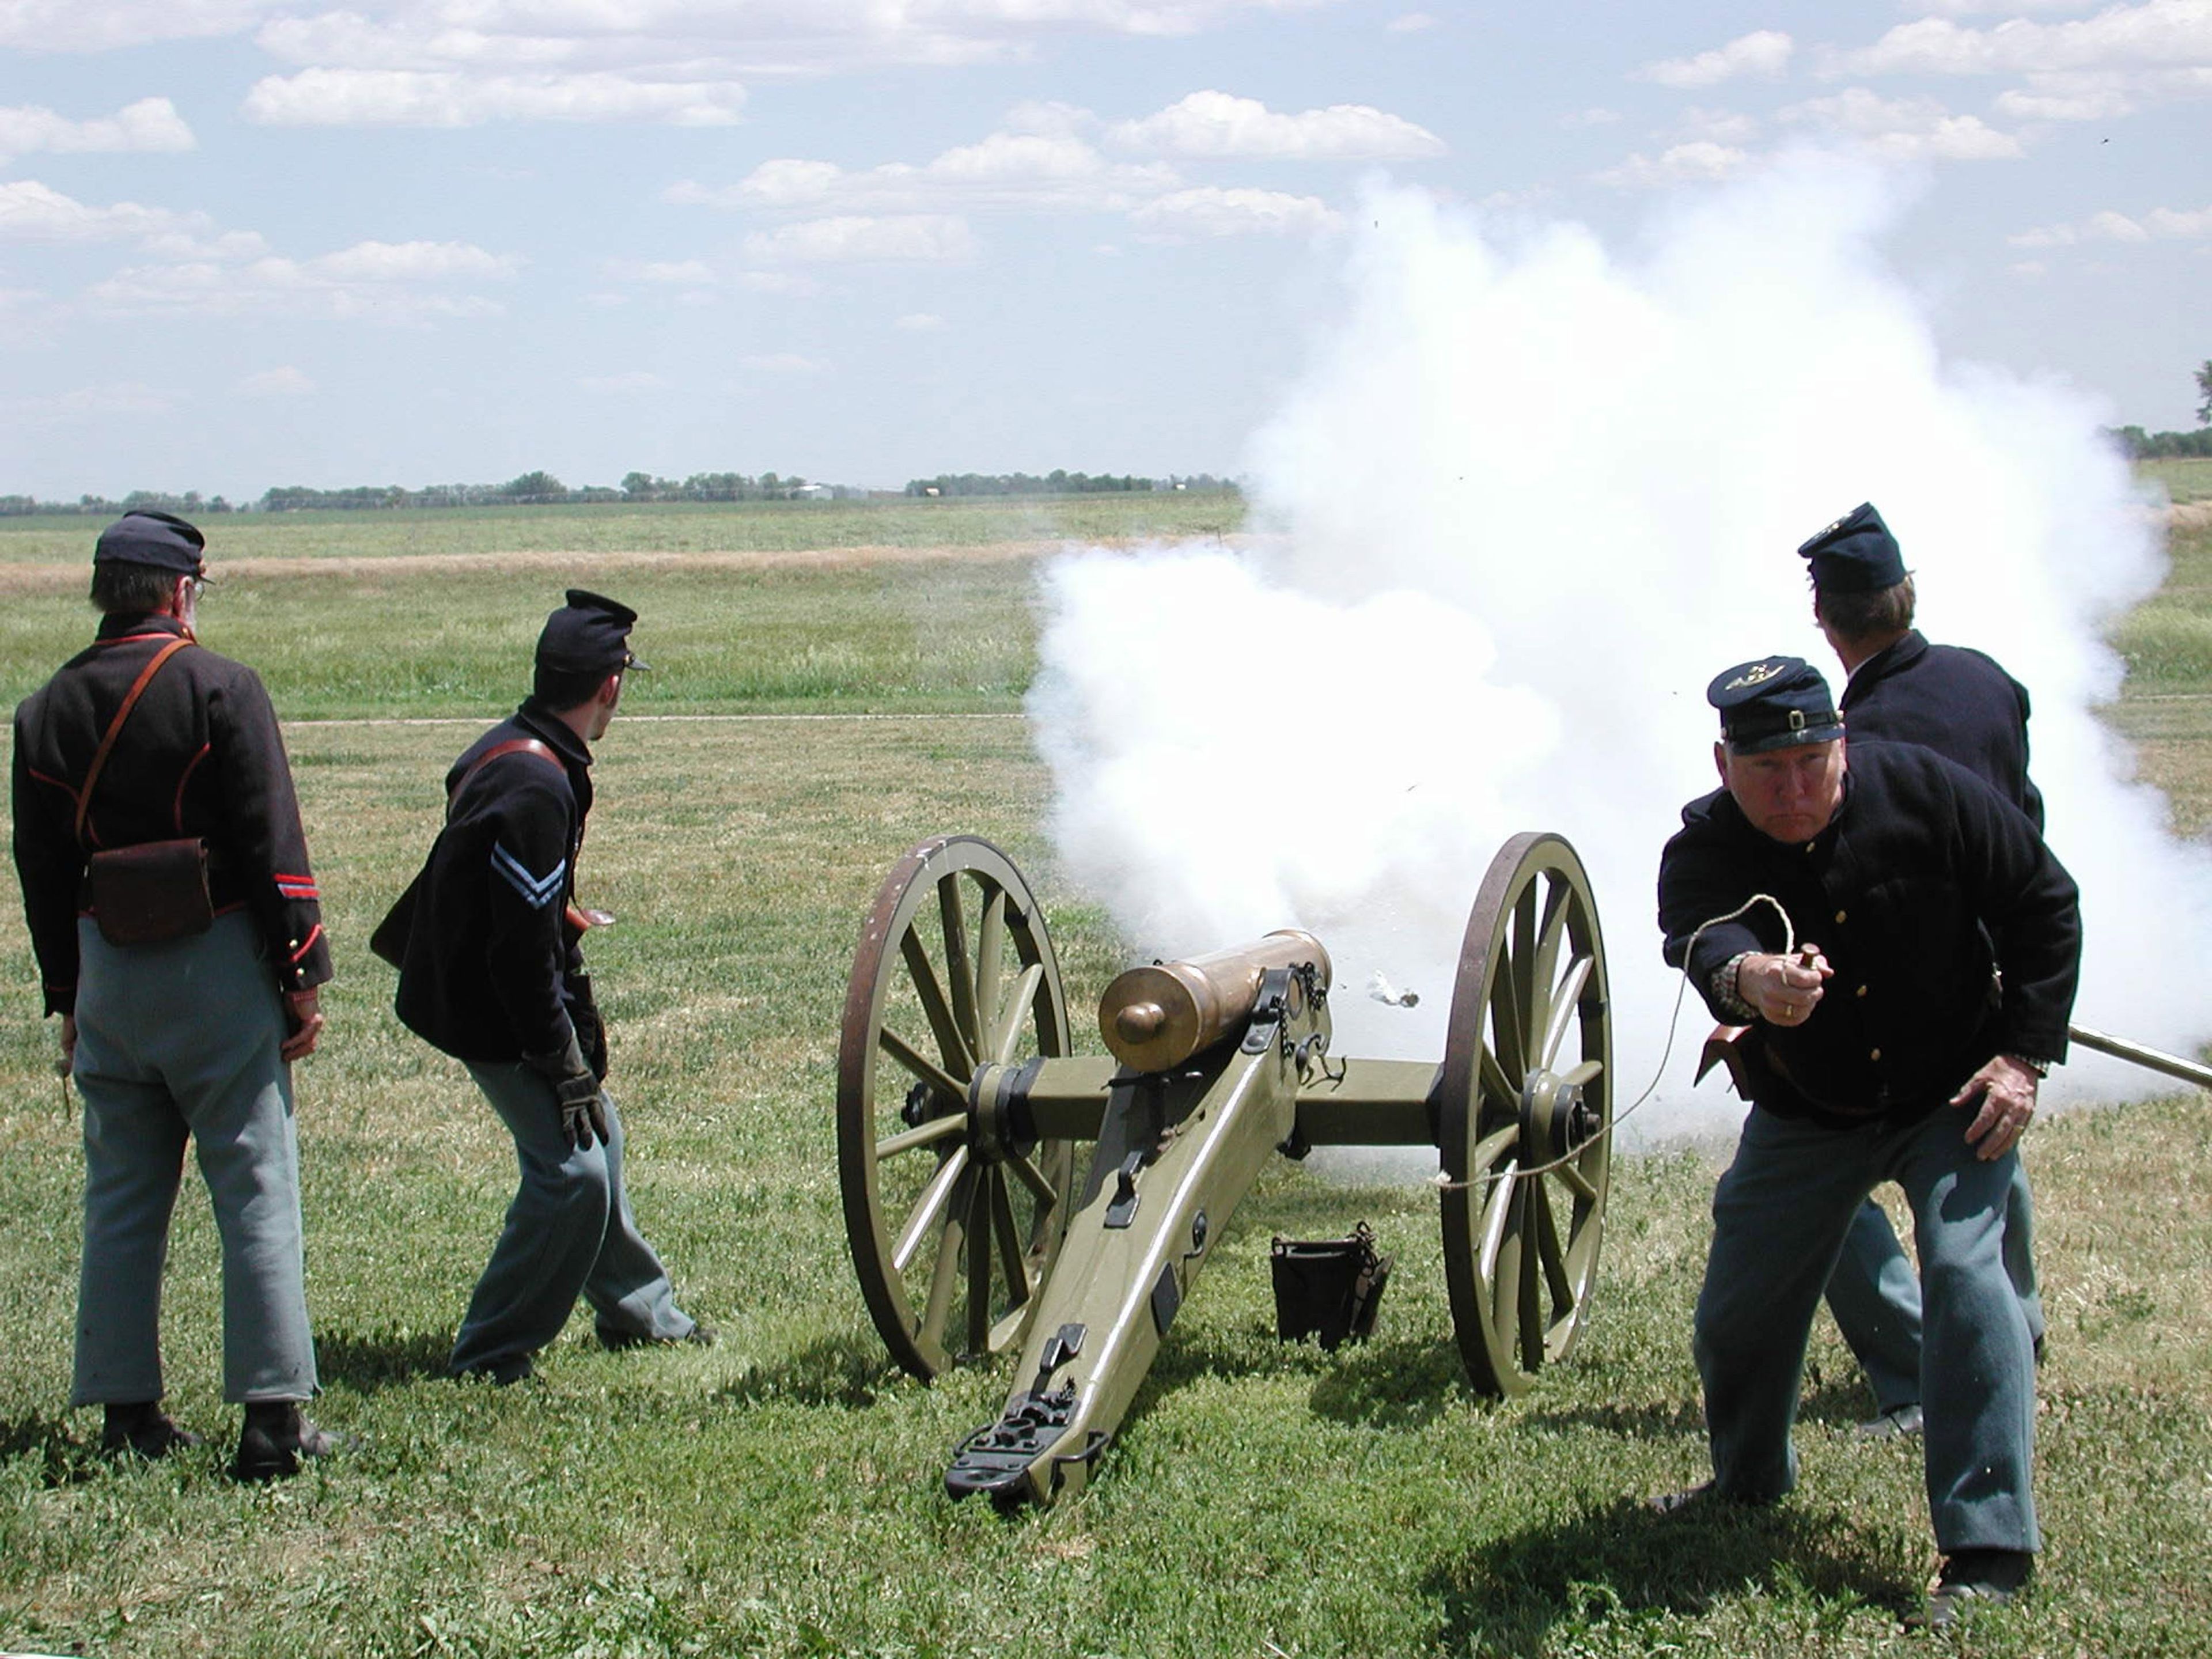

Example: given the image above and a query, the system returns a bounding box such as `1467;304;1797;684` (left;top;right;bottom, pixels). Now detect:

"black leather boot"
230;1400;342;1482
101;1400;201;1459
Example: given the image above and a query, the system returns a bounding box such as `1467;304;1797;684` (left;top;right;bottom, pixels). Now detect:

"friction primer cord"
1438;893;1792;1186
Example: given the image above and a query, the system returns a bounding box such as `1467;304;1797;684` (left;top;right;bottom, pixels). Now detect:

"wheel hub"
1520;1069;1600;1165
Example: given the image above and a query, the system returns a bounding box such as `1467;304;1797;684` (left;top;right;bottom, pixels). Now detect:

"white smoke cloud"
1028;151;2208;1150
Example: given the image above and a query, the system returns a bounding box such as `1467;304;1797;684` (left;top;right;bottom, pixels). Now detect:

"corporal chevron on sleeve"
490;842;566;910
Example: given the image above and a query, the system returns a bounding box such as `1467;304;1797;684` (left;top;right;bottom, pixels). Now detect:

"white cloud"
1385;12;1435;32
578;370;669;392
2011;202;2212;244
1128;186;1339;239
1634;29;1794;89
1591;141;1752;189
1781;89;2026;160
742;214;976;264
1108;90;1444;160
737;352;824;373
1557;107;1622;128
244;68;744;127
895;312;946;330
1993;74;2144;119
1849;1;2212;75
0;0;280;52
0;98;195;165
308;239;520;280
237;365;315;397
82;235;519;320
1675;106;1762;144
673;131;1179;217
0;181;206;243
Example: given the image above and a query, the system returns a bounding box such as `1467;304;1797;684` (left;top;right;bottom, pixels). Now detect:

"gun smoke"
1028;154;2212;1145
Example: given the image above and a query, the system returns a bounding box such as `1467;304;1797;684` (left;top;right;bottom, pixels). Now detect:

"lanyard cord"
1437;893;1792;1185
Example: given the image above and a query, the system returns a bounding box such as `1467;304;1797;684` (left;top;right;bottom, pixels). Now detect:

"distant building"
793;482;832;501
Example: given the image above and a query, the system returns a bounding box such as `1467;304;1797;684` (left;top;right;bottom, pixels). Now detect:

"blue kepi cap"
94;512;206;575
1797;502;1906;593
536;588;649;676
1708;656;1844;753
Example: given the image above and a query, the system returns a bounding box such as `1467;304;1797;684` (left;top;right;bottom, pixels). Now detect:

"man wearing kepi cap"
1796;502;2050;1445
1654;654;2080;1628
394;590;704;1382
11;511;340;1479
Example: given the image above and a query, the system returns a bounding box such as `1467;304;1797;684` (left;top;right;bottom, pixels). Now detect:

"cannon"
836;831;1613;1509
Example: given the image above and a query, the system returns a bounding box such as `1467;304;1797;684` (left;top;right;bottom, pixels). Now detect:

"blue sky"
2;0;2206;499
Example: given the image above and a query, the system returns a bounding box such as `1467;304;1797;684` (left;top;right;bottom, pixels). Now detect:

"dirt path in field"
0;535;1256;594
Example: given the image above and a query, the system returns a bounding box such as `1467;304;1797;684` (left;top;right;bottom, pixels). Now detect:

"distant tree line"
903;471;1238;498
2107;357;2212;459
6;467;1240;517
2108;426;2212;460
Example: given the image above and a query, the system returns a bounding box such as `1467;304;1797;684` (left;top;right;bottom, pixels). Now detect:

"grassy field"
1;499;2209;1657
2136;457;2212;505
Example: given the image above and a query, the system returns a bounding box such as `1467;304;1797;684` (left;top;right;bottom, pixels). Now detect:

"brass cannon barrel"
1097;930;1333;1072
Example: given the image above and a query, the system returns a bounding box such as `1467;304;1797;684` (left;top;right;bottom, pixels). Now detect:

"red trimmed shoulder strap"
74;635;194;848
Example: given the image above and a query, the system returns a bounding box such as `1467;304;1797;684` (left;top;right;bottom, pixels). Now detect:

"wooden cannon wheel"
1437;832;1613;1397
837;836;1081;1380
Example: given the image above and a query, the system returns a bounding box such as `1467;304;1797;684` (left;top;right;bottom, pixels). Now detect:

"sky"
2;1;2207;500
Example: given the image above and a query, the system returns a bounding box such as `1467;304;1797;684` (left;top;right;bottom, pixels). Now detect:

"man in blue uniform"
1801;503;2046;1441
393;590;703;1383
12;511;340;1479
1656;656;2079;1627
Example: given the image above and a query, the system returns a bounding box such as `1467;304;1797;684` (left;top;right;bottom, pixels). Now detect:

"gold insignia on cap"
1725;661;1785;691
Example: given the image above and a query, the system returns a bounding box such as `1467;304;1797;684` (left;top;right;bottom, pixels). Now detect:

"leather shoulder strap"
74;635;194;848
446;736;563;816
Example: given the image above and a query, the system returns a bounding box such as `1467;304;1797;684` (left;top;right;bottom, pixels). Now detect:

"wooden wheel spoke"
1005;1148;1058;1214
1469;1122;1519;1175
894;1146;970;1274
897;932;974;1078
1529;878;1571;1043
1478;1044;1519;1117
916;1162;975;1345
1491;1184;1525;1328
1517;1198;1544;1368
1531;1177;1574;1317
879;1028;967;1107
989;1168;1029;1307
938;874;980;1055
1556;1159;1601;1206
975;889;1007;1047
1560;1058;1603;1089
964;1174;994;1355
1538;955;1593;1074
876;1113;966;1162
1478;1158;1518;1279
990;963;1046;1067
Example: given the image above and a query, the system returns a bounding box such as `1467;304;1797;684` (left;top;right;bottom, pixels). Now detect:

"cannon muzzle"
1098;930;1332;1072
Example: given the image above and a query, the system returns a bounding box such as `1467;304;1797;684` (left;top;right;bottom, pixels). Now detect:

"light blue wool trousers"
70;913;318;1406
1696;1103;2039;1554
1823;1165;2044;1415
447;1062;693;1381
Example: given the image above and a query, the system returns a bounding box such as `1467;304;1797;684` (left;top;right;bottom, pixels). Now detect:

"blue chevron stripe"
490;842;566;910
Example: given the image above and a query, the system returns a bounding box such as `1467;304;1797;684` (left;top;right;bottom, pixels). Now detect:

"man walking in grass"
392;590;706;1383
12;511;340;1479
1798;503;2049;1444
1655;653;2078;1628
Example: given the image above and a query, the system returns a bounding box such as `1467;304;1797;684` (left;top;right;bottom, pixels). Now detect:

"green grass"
0;493;1248;566
1;508;2209;1656
2137;457;2212;505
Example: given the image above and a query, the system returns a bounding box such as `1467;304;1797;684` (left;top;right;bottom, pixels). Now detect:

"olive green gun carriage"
836;831;1614;1509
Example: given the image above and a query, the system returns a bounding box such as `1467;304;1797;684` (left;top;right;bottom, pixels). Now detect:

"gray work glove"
524;1035;609;1150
